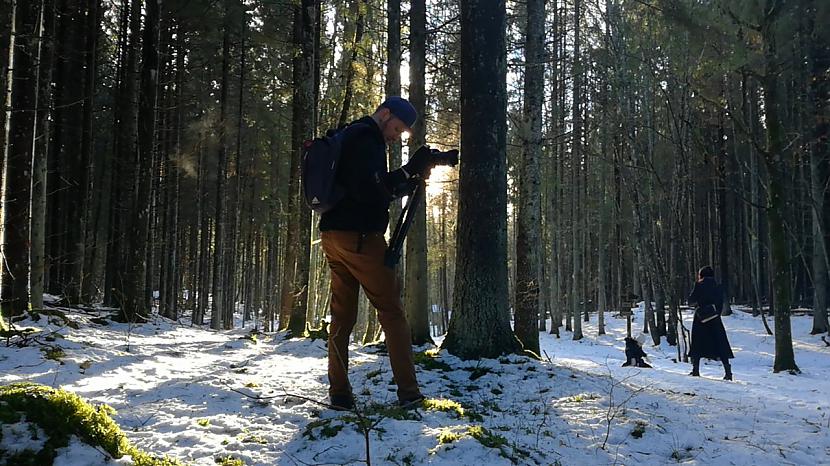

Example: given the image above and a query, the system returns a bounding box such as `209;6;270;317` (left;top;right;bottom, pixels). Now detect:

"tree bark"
31;0;57;311
0;0;12;189
211;1;231;330
761;0;799;372
107;0;140;310
807;1;830;334
514;0;545;354
442;0;522;359
284;0;316;336
337;0;366;128
405;0;432;346
377;0;401;343
1;0;41;319
570;0;584;341
121;0;159;322
717;96;733;316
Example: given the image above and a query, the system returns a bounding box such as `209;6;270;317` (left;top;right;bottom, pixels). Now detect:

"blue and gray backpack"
302;123;367;214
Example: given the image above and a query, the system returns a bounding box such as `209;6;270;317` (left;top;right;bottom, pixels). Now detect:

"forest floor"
1;300;829;466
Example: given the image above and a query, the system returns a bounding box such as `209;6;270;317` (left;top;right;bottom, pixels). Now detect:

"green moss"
239;432;267;444
436;428;461;444
422;398;483;422
423;398;465;418
465;366;493;381
302;419;344;440
564;392;599;403
434;426;510;456
480;400;504;413
214;455;245;466
413;351;452;371
41;346;66;362
467;426;507;449
361;403;420;421
196;418;211;427
0;383;181;466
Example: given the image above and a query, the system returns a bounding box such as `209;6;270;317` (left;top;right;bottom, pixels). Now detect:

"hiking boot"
330;394;354;411
398;394;425;409
689;358;700;377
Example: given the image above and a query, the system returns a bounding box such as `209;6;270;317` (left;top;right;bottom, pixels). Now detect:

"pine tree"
405;0;432;346
442;0;522;359
514;0;545;355
1;0;42;319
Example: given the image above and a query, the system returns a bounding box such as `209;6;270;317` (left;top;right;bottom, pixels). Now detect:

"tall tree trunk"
121;0;159;322
440;197;451;333
225;17;246;328
31;0;57;311
72;0;100;304
442;0;522;359
81;0;105;304
47;0;83;299
761;1;799;372
547;0;562;337
807;1;830;334
597;168;609;336
196;134;210;325
514;0;544;354
337;0;365;128
405;0;432;346
1;0;41;319
570;0;584;341
0;0;12;190
284;0;317;336
161;17;184;320
717;97;733;316
107;0;140;309
375;0;401;343
211;1;231;330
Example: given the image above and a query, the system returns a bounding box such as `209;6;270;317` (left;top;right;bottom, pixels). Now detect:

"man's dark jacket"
319;116;407;233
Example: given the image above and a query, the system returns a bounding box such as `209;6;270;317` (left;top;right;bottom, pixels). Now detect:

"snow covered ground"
1;303;829;466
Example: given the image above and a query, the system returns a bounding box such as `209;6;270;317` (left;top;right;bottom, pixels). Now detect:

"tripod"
384;178;426;268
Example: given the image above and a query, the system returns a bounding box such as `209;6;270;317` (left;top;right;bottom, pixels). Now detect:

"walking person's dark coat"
688;276;734;361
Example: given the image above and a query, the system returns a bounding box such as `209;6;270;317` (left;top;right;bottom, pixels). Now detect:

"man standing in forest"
319;96;453;410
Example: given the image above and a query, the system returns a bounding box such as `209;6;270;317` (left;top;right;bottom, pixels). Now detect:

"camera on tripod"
385;147;460;268
429;148;459;169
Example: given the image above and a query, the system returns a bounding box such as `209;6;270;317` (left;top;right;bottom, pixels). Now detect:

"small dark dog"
622;336;652;368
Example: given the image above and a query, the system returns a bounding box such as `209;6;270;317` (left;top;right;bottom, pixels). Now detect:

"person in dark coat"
687;266;735;380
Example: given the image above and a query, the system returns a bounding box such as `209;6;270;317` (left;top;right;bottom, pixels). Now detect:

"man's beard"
380;117;394;143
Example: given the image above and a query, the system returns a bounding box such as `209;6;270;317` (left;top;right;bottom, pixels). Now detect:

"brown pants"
320;230;421;401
